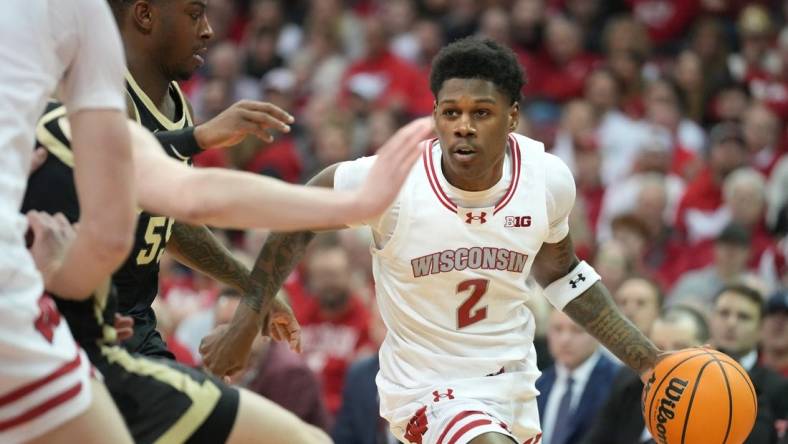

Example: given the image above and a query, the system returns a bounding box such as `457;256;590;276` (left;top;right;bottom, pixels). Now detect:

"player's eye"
442;109;459;118
474;109;490;118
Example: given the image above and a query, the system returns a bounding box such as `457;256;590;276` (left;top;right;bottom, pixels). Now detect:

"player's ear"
131;0;155;34
508;102;520;133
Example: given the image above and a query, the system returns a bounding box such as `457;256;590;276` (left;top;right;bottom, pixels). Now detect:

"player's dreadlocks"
430;37;525;105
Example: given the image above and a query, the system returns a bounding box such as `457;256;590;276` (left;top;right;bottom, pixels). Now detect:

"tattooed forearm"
242;164;334;313
563;282;659;374
167;221;259;298
248;231;316;312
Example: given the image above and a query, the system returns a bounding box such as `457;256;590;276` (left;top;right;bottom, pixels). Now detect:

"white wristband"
542;260;601;310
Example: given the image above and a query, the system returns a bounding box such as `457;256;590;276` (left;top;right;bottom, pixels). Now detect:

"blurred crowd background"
149;0;788;442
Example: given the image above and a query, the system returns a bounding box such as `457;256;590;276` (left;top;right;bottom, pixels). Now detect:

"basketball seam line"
681;358;715;444
646;350;709;436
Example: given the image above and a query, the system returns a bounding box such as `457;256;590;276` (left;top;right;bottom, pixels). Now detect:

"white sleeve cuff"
542;260;601;310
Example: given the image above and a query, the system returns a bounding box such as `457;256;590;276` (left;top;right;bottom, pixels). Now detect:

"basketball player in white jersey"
202;38;664;444
0;0;137;442
0;1;436;443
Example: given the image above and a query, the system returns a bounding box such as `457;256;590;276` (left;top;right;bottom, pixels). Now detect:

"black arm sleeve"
154;126;202;159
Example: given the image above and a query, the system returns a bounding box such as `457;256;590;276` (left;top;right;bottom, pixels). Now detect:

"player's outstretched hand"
26;211;76;287
262;294;301;353
200;323;247;378
193;100;294;149
351;117;433;220
200;302;260;378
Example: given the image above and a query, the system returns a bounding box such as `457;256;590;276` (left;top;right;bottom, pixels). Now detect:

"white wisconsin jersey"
372;133;550;393
0;0;125;307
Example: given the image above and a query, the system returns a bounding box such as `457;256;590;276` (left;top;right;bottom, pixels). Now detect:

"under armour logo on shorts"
432;389;455;402
569;273;586;288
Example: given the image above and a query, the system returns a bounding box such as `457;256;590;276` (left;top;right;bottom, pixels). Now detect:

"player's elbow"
80;221;135;265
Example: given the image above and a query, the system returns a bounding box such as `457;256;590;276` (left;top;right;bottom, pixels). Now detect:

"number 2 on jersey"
136;216;173;265
456;279;489;328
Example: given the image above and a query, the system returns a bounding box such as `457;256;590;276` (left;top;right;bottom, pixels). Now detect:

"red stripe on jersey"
447;418;493;444
424;136;522;216
436;410;484;444
0;381;82;431
494;134;522;215
0;352;82;407
423;139;457;213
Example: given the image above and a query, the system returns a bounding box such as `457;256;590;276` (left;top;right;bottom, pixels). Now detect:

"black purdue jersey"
25;104;241;442
23;102;117;346
113;74;194;327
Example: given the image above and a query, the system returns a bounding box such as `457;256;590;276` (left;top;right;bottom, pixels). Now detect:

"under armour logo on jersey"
569;273;586;288
465;212;487;224
504;215;532;228
432;389;455;402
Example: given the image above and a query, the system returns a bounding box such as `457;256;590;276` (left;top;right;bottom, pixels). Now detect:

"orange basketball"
642;347;757;444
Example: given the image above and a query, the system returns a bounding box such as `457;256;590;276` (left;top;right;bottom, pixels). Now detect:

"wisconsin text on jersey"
410;247;530;277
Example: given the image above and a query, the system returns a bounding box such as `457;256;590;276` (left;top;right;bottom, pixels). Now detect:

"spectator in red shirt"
525;15;601;102
728;5;788;123
551;100;605;234
723;168;774;267
511;0;547;54
728;5;777;84
298;236;374;417
744;104;786;178
685;167;775;273
626;0;702;49
243;69;303;182
643;77;706;161
674;122;750;244
630;176;686;287
340;15;430;117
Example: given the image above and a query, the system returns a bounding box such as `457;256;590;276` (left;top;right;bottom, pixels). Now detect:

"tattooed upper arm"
531;234;579;288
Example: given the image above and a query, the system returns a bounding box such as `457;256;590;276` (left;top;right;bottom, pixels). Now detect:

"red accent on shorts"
0;382;83;431
447;418;493;444
0;352;81;407
436;410;484;444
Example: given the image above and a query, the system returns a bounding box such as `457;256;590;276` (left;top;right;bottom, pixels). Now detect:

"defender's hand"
26;211;76;286
29;147;48;174
199;304;260;377
352;117;434;220
262;294;301;353
113;314;134;342
194;100;294;149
